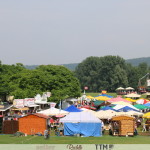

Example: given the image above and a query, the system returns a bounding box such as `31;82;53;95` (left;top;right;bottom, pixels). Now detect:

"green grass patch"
0;134;150;144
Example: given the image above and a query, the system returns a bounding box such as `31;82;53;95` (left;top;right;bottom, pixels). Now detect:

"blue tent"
64;105;82;112
117;106;139;112
100;106;118;111
95;94;113;98
60;112;102;137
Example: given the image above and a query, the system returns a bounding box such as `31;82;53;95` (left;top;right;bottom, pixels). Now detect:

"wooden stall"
18;113;49;135
111;116;135;136
2;120;19;134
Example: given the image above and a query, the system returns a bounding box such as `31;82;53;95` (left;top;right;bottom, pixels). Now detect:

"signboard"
24;98;35;106
102;90;107;94
13;99;24;108
84;86;88;90
147;79;150;86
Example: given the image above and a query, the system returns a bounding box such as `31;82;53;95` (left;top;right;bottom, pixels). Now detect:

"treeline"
75;55;150;92
0;62;81;102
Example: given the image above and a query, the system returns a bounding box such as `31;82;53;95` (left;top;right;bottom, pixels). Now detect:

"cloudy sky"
0;0;150;65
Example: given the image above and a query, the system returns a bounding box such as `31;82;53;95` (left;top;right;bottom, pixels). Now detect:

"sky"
0;0;150;65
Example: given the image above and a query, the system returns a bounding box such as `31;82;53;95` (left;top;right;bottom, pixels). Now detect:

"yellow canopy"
125;98;137;102
143;112;150;118
95;96;110;101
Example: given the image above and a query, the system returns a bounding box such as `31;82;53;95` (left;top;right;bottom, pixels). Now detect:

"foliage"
75;56;150;92
0;63;81;102
75;56;129;92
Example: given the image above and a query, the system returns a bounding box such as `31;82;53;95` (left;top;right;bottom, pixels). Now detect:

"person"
58;123;64;136
134;123;138;136
44;129;49;139
108;123;113;135
101;121;105;135
142;122;146;132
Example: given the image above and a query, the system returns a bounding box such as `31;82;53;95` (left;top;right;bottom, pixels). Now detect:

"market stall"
111;116;135;136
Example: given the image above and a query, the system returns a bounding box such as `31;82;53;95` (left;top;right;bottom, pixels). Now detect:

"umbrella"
116;87;124;90
125;87;134;90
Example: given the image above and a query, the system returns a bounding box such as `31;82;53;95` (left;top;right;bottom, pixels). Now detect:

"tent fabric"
95;94;113;98
95;110;117;119
107;96;131;103
64;122;102;137
144;102;150;107
100;106;117;111
133;104;149;110
117;106;139;112
95;96;110;101
113;104;139;111
136;99;149;104
143;112;150;118
111;101;132;106
93;100;104;106
64;105;82;112
60;112;101;123
37;108;69;116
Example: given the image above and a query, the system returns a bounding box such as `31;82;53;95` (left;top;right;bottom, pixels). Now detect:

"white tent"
37;108;69;116
80;108;96;115
60;111;101;123
95;110;117;119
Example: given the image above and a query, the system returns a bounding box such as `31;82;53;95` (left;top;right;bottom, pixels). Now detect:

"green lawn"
0;134;150;144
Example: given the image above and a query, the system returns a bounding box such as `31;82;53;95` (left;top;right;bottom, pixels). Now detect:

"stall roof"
111;115;135;121
0;104;13;112
60;111;101;123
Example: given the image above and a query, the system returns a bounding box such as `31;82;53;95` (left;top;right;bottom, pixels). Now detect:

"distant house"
18;114;49;135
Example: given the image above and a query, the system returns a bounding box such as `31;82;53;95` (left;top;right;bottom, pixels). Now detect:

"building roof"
19;113;49;119
111;115;135;121
0;104;13;112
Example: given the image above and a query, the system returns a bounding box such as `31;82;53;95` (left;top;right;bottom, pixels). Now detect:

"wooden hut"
111;116;135;136
2;120;19;134
18;113;49;135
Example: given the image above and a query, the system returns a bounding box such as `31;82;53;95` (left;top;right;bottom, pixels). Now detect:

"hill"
125;57;150;66
24;57;150;71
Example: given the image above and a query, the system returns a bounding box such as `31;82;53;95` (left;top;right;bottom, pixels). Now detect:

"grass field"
0;134;150;144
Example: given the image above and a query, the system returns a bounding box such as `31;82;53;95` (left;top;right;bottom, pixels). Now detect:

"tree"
75;55;128;92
